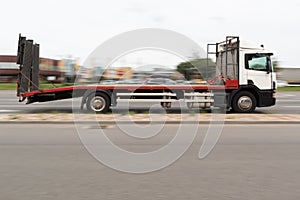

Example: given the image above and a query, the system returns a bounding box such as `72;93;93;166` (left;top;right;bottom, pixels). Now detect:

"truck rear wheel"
161;102;171;109
232;91;256;113
86;92;110;113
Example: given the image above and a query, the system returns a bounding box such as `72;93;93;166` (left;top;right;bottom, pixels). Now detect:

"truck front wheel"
86;93;110;113
232;91;256;113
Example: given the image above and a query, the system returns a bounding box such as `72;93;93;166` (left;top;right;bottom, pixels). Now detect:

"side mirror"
266;57;271;74
266;67;270;74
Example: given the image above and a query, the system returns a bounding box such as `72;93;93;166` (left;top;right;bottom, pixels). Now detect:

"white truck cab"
239;42;276;90
208;36;276;112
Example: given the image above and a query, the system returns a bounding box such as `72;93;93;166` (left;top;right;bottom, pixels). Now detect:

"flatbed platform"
19;81;238;99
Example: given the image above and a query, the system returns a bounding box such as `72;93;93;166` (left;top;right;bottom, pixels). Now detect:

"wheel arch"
231;88;259;106
229;85;261;111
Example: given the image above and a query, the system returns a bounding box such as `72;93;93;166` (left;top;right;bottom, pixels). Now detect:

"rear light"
272;93;276;98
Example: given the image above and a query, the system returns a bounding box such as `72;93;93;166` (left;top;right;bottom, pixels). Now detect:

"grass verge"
277;86;300;92
0;83;74;90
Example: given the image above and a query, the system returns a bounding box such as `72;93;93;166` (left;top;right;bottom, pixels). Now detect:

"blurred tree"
177;58;216;80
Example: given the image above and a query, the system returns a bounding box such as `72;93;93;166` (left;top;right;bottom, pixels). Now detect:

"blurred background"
0;53;299;87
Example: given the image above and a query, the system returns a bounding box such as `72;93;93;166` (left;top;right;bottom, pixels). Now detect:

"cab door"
245;54;273;90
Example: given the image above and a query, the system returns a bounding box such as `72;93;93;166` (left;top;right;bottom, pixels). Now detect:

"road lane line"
283;106;300;108
276;94;296;98
0;110;21;113
278;99;300;102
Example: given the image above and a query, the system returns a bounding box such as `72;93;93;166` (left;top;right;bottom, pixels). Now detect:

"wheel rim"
90;96;106;112
237;96;253;111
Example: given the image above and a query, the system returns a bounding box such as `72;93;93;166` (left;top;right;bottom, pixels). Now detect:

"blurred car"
116;79;143;84
100;80;116;85
144;78;176;85
175;80;186;84
277;80;289;87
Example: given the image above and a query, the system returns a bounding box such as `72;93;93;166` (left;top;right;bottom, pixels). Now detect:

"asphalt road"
0;124;300;200
0;90;300;114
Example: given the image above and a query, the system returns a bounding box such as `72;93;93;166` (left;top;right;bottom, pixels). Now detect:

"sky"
1;0;300;67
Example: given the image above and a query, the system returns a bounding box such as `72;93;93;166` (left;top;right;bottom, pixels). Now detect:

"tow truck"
16;35;276;113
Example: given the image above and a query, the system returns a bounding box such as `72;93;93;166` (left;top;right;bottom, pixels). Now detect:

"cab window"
245;54;269;71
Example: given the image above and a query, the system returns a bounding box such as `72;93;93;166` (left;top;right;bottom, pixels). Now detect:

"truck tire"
86;92;110;113
232;91;256;113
